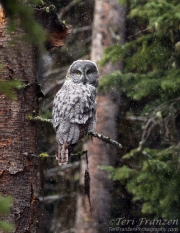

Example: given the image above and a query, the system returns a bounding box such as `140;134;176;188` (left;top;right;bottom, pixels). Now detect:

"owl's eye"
76;71;81;76
86;70;91;75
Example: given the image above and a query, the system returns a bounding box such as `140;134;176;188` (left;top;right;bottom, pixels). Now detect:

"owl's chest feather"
52;81;97;128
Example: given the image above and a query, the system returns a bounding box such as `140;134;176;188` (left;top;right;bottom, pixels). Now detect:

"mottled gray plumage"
52;60;99;166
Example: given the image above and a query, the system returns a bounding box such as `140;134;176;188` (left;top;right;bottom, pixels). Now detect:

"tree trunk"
0;3;71;231
0;7;40;233
75;1;126;233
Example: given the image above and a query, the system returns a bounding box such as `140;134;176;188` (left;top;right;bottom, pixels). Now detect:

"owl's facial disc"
70;60;99;86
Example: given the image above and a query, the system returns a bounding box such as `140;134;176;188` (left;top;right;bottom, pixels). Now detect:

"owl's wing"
87;113;96;132
52;82;74;130
52;81;96;144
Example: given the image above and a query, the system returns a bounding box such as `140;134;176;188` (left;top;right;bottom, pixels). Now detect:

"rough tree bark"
0;5;70;233
0;9;40;233
76;1;126;233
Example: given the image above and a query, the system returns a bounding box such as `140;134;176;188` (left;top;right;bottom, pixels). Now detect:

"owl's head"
67;60;99;87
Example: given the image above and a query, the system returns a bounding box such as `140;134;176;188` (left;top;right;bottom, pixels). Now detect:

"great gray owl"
52;60;99;166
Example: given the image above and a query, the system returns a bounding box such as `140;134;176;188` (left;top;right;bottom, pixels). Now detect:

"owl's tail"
56;144;68;166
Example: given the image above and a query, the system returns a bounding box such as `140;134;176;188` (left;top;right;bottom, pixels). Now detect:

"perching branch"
88;131;122;149
29;116;123;149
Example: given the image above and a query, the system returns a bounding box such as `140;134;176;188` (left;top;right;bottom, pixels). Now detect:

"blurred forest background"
1;0;180;233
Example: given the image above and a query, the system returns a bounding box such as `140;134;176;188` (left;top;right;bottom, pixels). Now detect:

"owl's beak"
82;76;86;84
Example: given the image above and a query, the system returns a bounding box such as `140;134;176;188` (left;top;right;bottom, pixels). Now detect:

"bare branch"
29;116;123;149
140;97;180;145
88;131;123;149
128;26;153;39
60;228;76;233
28;115;53;124
125;116;147;121
83;36;92;44
39;193;76;202
72;26;91;34
43;66;68;78
59;0;79;19
45;161;80;177
43;79;65;95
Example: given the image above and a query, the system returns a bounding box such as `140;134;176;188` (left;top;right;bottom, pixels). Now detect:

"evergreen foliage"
0;0;46;45
0;80;22;99
101;0;180;220
0;196;14;232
